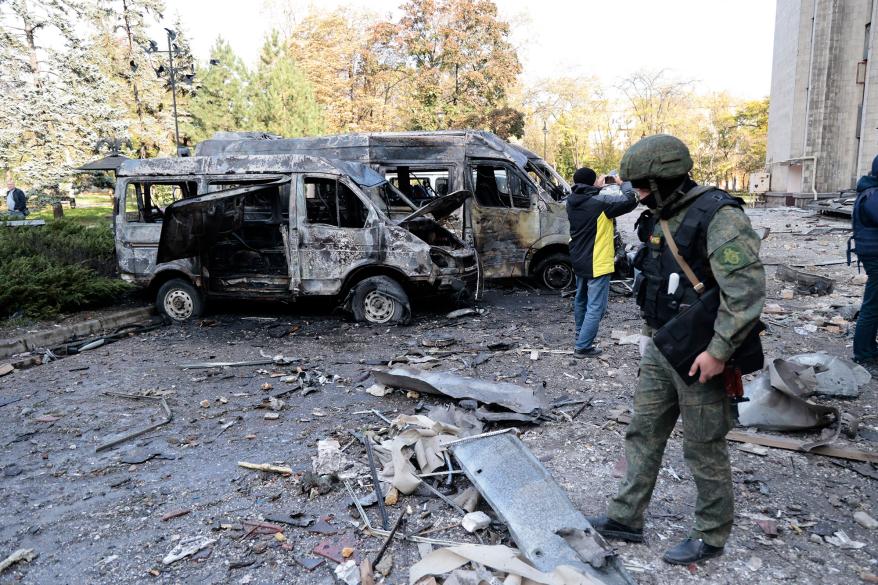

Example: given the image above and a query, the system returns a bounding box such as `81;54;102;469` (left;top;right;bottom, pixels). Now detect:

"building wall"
858;1;878;177
766;0;810;193
766;0;878;197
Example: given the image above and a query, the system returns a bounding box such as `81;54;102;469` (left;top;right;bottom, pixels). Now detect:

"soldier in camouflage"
588;134;766;565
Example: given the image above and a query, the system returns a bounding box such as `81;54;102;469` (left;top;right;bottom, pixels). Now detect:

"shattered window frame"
205;175;291;225
300;173;373;230
384;166;453;204
120;177;200;224
469;160;535;210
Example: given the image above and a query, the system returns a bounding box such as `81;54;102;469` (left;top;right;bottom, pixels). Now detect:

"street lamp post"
542;119;548;160
164;28;181;157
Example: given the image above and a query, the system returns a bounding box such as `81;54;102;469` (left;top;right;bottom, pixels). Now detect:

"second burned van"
196;131;576;290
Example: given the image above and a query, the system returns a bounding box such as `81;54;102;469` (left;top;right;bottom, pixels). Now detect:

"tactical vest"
849;187;878;263
634;187;743;329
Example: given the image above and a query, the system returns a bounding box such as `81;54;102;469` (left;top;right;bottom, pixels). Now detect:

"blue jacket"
850;175;878;262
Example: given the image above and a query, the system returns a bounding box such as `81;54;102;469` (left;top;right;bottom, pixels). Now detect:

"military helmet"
620;134;693;181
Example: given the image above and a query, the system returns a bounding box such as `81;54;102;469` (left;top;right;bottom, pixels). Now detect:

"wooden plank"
609;412;878;464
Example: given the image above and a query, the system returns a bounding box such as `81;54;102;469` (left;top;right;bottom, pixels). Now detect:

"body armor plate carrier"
633;187;741;330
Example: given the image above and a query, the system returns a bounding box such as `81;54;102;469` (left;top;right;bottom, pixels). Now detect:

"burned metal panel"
372;366;547;414
539;199;571;243
382;224;434;276
470;204;539;279
156;189;248;264
450;433;636;585
119;154;386;192
295;174;384;296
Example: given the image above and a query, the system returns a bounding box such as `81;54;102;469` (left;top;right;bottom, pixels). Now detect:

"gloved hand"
639;335;650;357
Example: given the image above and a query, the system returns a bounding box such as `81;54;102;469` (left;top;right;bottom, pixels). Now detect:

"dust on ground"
0;208;875;585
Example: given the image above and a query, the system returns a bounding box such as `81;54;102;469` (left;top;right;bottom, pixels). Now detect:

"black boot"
662;538;724;564
586;516;644;543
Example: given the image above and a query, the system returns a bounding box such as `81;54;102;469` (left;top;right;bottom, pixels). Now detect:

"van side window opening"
207;180;290;223
124;181;196;223
304;177;367;228
470;164;533;209
385;167;451;206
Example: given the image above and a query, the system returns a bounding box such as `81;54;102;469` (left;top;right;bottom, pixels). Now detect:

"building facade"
766;0;878;203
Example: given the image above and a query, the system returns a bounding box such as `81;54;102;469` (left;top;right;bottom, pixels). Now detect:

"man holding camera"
566;167;638;357
588;134;765;564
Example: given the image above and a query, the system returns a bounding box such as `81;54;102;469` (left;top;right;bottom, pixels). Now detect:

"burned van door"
467;161;540;279
157;182;283;264
117;179;198;277
202;178;294;296
296;175;379;296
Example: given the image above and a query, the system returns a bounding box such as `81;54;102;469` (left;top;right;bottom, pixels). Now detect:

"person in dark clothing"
5;179;28;217
566;167;638;357
850;154;878;364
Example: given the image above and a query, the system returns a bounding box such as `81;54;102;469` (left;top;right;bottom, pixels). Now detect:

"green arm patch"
718;243;745;268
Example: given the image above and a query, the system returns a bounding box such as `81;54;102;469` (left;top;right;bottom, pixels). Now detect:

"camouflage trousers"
606;339;734;547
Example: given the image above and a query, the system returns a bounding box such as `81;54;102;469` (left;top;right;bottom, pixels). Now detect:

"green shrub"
0;220;130;319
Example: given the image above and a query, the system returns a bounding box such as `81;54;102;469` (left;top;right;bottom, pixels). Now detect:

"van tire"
156;278;204;322
535;253;574;290
350;276;410;325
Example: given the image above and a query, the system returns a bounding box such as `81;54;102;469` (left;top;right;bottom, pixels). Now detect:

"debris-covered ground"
0;207;876;585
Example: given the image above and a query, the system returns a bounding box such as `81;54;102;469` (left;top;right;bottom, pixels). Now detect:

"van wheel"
156;278;204;322
536;253;574;290
351;276;409;325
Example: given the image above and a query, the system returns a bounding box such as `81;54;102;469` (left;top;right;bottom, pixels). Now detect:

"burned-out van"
196;131;576;290
114;154;478;323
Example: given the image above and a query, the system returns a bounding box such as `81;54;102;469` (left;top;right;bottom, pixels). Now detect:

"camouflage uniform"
606;188;766;547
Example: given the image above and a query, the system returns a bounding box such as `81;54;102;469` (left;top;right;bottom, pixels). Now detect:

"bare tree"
618;69;693;138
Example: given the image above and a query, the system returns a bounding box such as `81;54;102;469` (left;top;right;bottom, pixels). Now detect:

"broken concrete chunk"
854;511;878;530
461;511;491;533
312;439;348;476
335;559;360;585
366;384;390;397
825;530;867;549
162;536;216;565
375;553;393;576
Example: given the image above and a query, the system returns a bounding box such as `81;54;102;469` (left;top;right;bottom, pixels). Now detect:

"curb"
0;306;156;360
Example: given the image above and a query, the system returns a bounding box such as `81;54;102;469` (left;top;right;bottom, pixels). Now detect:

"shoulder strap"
660;219;705;294
661;187;740;294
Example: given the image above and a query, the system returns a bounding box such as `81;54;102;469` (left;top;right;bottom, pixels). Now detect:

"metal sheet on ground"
450;433;636;585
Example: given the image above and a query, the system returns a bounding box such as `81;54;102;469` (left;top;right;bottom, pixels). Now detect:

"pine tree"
251;32;324;137
186;37;252;143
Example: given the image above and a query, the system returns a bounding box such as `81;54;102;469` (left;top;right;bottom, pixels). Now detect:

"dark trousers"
854;257;878;361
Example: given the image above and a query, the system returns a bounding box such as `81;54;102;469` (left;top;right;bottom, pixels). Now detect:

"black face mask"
640;191;659;209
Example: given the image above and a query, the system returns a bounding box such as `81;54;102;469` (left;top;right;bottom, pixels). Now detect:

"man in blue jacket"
566;167;638;357
851;154;878;364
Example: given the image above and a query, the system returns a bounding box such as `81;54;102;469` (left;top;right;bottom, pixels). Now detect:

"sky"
158;0;776;100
